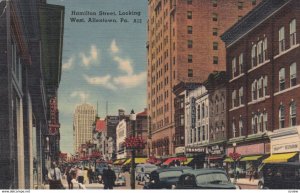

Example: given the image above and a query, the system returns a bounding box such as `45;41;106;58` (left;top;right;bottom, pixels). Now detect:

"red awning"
163;157;187;165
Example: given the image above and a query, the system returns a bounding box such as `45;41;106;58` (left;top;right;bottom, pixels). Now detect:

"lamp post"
130;109;136;189
233;143;237;183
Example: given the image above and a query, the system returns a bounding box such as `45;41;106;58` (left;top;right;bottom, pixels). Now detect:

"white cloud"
79;45;99;67
84;74;117;90
70;91;90;102
62;56;74;71
110;39;119;54
113;71;147;88
113;56;133;75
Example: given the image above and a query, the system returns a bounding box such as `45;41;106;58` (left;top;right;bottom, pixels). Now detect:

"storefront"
207;143;226;168
225;142;270;178
264;126;300;163
185;146;207;168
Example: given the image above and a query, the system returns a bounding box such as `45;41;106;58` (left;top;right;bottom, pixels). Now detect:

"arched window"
290;101;296;126
279;105;285;129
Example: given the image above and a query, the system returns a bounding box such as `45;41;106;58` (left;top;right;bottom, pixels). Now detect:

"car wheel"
258;182;264;189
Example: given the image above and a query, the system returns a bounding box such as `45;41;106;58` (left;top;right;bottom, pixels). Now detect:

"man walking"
102;165;116;189
48;162;63;189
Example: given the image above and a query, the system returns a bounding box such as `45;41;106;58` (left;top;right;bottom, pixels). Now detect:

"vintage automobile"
176;169;239;189
258;163;300;189
135;164;158;184
143;166;192;189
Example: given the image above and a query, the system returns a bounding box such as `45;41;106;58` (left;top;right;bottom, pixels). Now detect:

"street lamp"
233;143;237;183
130;109;136;190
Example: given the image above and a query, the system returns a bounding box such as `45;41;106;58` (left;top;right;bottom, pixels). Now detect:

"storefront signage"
208;145;224;155
273;142;299;154
191;97;196;128
227;143;265;156
186;146;206;153
175;146;185;154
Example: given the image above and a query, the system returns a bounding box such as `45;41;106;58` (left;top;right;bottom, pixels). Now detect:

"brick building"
222;0;300;176
147;0;261;157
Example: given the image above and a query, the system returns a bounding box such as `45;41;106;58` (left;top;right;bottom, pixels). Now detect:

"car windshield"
196;173;230;185
159;171;182;178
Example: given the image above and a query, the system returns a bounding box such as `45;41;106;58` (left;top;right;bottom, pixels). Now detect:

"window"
180;114;184;126
187;26;193;34
257;78;263;98
239;53;243;74
213;42;218;50
290;101;296;126
188;54;193;63
187;0;192;4
257;40;263;64
213;28;218;36
188;69;193;77
263;38;268;61
238;16;243;20
212;13;218;21
232;57;236;78
258;113;263;132
187;11;192;19
290;63;297;87
279;68;285;91
252;0;256;5
252;80;257;101
263;76;268;96
197;127;200;141
232;121;236;138
197;105;200;120
239;87;243;105
212;0;217;7
239;119;243;137
279;27;285;53
279;105;285;129
202;126;206;141
232;90;236;108
290;19;296;47
188;40;193;48
251;44;257;67
263;112;268;131
238;1;243;10
201;103;205;118
213;56;218;65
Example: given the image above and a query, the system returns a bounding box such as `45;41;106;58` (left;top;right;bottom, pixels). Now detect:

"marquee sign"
185;146;206;153
48;97;60;135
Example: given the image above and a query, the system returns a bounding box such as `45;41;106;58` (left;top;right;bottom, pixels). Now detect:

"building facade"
222;0;300;177
73;104;96;152
147;0;262;156
116;119;127;159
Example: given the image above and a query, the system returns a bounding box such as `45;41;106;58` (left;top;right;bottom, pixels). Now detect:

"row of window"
279;19;297;53
188;125;209;144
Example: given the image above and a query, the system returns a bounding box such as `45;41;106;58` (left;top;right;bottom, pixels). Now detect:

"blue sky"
48;0;148;153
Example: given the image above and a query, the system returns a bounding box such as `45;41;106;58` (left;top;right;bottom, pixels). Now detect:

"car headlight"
235;185;241;189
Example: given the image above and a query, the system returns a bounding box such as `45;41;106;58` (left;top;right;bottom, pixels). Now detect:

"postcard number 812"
133;19;142;23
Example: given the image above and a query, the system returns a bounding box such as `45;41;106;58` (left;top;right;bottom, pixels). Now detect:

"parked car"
258;162;300;189
143;166;192;189
135;164;158;183
176;169;239;189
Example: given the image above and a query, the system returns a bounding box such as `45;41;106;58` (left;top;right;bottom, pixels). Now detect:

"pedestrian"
65;166;73;189
249;169;253;182
48;162;64;189
87;166;93;184
102;164;116;189
77;166;84;188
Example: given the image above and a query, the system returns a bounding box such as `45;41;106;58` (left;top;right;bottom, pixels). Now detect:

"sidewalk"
230;178;259;186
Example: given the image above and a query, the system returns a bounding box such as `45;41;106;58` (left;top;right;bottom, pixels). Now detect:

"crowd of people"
47;162;117;189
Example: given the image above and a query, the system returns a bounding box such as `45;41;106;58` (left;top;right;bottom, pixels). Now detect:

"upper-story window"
252;114;258;134
212;13;218;21
251;44;257;67
279;105;285;129
187;26;193;34
290;62;297;87
197;105;200;120
187;0;192;4
263;112;268;131
251;80;257;101
263;76;268;96
212;0;218;7
257;40;263;64
239;87;243;106
239;53;243;74
187;11;192;19
238;118;243;137
232;90;236;108
290;101;296;126
279;68;285;91
232;121;236;138
257;77;263;98
279;27;285;53
290;19;297;47
188;40;193;48
263;38;268;61
232;57;236;78
201;103;205;118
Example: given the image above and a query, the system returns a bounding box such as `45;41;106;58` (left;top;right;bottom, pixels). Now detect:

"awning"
263;152;297;163
240;155;262;161
223;157;234;162
163;157;187;165
113;159;127;165
182;158;193;165
208;155;224;160
123;158;148;165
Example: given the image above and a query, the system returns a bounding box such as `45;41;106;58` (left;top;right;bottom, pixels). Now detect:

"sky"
48;0;148;154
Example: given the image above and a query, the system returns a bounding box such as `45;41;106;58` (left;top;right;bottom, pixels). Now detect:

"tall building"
73;104;96;152
147;0;262;156
222;0;299;175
